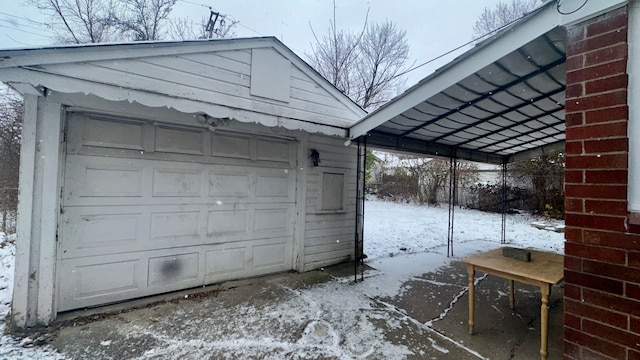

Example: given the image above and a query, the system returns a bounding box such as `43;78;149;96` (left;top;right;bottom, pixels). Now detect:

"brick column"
564;5;640;360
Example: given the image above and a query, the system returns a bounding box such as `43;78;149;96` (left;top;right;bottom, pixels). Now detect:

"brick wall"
564;5;640;360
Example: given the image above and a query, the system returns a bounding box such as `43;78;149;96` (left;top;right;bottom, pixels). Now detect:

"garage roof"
0;37;365;137
349;0;627;164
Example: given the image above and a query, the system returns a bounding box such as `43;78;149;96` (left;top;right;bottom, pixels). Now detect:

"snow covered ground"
1;233;65;359
364;199;564;261
0;200;564;359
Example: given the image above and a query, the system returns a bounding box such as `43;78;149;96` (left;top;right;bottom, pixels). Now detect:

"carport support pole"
354;137;366;282
501;161;507;244
447;156;457;257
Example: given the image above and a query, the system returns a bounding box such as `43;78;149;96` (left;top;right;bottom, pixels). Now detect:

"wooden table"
462;248;564;360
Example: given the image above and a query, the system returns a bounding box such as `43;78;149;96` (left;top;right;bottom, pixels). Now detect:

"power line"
233;20;264;36
0;10;52;42
176;0;211;9
6;35;37;47
0;18;50;35
0;11;49;27
0;24;50;38
403;7;535;77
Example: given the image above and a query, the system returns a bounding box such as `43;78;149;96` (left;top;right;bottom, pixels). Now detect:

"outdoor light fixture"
310;149;320;166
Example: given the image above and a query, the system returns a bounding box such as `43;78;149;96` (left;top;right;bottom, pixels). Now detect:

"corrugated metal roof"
349;0;627;164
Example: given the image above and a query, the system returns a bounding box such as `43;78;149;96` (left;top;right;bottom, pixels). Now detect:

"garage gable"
0;37;365;137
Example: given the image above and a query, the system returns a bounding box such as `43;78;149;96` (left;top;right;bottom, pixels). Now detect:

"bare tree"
307;10;411;111
454;161;480;206
355;21;410;110
35;0;121;43
0;88;22;233
115;0;177;41
509;151;564;217
418;159;450;206
307;17;362;105
472;0;539;38
34;0;180;43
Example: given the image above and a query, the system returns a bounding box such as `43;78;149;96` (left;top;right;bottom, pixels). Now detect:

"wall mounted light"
310;149;320;166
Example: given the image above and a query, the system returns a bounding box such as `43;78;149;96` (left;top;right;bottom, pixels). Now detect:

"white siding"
28;48;359;129
303;135;357;271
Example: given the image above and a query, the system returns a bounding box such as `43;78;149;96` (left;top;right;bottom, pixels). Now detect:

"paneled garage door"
57;113;297;311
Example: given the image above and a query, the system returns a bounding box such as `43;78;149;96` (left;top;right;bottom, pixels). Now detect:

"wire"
176;0;211;9
0;11;48;26
234;22;264;36
6;34;38;47
556;0;589;15
0;24;50;38
403;5;537;76
0;18;50;34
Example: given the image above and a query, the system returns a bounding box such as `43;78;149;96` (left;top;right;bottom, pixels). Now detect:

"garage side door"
57;113;297;311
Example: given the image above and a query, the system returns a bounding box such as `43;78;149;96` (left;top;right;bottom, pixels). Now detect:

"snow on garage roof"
349;0;628;164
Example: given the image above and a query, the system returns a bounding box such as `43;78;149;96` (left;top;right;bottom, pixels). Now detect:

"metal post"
447;156;457;257
354;137;366;282
501;161;507;244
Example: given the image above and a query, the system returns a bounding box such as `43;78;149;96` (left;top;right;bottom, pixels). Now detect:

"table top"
462;247;564;285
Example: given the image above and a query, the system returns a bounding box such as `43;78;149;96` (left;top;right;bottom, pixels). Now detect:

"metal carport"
348;0;629;276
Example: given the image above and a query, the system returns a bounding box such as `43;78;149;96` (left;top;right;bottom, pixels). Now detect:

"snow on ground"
0;233;14;318
364;198;564;261
359;199;564;300
0;201;564;359
0;232;66;359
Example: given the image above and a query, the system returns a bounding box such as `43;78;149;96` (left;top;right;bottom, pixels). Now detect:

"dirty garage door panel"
57;113;296;311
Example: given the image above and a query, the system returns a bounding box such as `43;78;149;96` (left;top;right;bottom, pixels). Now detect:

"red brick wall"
564;5;640;360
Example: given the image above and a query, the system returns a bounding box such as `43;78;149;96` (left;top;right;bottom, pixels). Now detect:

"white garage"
0;37;366;326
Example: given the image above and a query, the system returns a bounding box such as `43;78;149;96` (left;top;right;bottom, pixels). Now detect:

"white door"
57;113;297;311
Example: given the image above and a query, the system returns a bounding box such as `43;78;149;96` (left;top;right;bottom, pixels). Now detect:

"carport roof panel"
349;11;566;163
369;29;566;163
349;1;627;164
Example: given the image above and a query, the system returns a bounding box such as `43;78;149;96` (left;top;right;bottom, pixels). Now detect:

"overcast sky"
0;0;512;87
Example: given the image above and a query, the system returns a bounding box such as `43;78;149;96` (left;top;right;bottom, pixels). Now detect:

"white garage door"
57;113;297;311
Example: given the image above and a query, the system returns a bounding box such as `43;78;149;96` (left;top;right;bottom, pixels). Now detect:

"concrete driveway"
25;249;563;360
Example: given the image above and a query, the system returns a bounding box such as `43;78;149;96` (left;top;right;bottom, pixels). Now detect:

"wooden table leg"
467;264;475;335
509;279;515;310
540;283;550;360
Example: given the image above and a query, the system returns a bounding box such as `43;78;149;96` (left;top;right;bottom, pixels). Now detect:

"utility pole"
206;9;220;39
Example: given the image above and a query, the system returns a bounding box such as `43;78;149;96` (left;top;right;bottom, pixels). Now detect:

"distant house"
0;37;365;327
